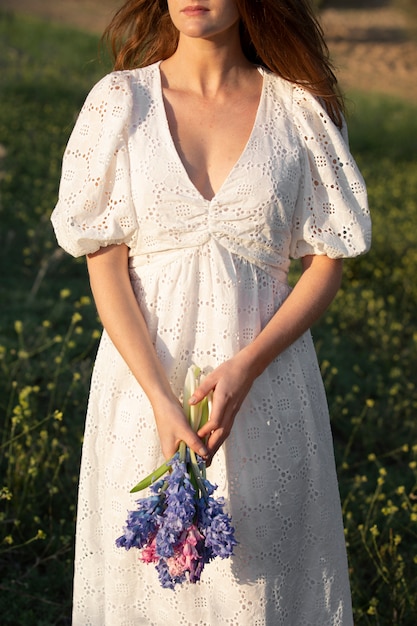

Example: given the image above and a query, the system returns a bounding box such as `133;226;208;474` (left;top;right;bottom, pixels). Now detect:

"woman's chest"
126;75;303;232
161;86;262;202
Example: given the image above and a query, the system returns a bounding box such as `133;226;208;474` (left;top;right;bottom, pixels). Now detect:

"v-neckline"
156;62;266;203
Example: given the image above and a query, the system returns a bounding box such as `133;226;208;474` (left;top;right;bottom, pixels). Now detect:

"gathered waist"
128;239;288;285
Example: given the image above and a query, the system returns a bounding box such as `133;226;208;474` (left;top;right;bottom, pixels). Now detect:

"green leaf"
129;461;171;493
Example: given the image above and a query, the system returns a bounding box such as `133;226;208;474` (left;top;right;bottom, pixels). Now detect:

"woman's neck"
161;29;254;98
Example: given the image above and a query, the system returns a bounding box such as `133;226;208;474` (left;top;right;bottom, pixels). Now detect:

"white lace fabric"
51;62;370;625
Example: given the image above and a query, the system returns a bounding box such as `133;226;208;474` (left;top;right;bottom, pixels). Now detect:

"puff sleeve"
290;86;371;259
51;72;138;257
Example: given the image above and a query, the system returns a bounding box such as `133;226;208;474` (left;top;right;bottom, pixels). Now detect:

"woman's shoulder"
66;62;161;137
262;69;319;113
86;62;160;107
263;68;345;138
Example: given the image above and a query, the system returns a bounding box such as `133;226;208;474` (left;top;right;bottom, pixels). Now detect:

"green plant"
392;0;417;36
0;11;105;624
1;10;417;626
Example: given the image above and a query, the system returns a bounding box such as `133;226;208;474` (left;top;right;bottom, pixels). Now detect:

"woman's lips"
181;6;210;16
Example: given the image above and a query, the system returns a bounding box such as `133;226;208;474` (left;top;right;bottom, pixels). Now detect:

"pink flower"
166;525;204;577
140;535;158;563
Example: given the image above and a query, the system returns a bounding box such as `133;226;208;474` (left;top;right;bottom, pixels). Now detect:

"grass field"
1;10;417;625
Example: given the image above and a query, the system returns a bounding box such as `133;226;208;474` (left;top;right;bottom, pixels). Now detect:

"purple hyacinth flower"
155;456;197;558
197;486;237;559
115;493;163;550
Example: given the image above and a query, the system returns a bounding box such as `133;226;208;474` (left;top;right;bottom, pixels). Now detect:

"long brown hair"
103;0;344;127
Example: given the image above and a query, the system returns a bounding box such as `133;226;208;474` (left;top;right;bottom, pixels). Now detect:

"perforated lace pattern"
51;63;371;625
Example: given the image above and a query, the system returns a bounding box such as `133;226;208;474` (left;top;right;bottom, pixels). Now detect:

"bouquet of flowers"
116;365;237;589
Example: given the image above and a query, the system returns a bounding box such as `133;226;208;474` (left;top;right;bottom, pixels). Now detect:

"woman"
51;0;371;623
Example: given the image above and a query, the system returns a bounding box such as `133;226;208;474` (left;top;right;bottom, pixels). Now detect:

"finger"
197;396;225;439
205;428;227;459
159;421;209;460
181;429;209;460
198;420;214;439
189;374;216;405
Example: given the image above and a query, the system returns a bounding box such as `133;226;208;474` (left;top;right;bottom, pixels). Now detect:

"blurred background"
0;1;416;624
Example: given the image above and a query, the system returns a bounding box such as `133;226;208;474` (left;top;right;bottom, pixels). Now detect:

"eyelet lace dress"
51;62;371;626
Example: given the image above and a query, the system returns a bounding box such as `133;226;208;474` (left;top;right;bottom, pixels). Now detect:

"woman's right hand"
87;244;208;462
151;394;209;461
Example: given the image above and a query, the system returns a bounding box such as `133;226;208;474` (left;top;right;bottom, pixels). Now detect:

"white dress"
51;62;371;626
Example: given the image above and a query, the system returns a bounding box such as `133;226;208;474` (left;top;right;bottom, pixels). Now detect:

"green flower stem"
130;366;210;493
179;440;187;463
199;395;210;430
189;448;208;499
190;401;202;432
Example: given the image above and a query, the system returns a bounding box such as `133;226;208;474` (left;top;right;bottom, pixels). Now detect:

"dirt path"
0;0;120;34
1;0;417;104
322;5;417;103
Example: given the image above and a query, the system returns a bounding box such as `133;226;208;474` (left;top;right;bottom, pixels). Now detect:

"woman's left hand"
190;354;256;464
191;255;344;464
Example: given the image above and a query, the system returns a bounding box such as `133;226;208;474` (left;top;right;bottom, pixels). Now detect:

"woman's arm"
194;254;343;462
86;243;209;461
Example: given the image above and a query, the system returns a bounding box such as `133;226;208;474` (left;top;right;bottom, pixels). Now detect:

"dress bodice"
51;62;371;281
